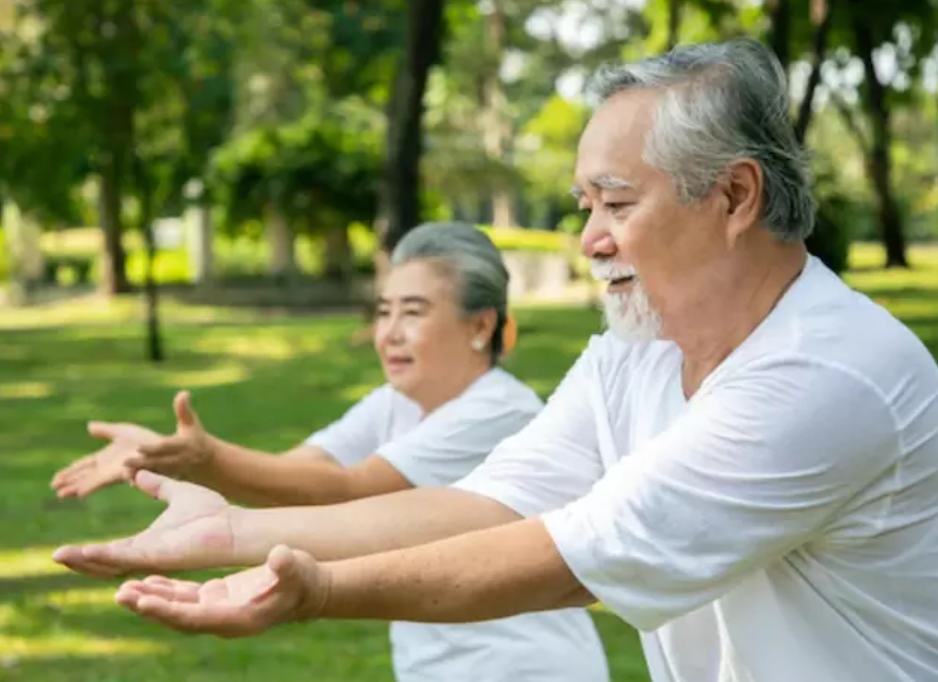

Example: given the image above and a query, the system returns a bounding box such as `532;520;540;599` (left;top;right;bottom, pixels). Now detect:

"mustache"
590;260;636;281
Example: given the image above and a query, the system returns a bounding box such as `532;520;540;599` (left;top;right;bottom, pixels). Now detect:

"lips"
384;356;413;371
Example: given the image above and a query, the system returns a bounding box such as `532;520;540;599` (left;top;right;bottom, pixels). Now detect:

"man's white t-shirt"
305;367;610;682
456;255;938;682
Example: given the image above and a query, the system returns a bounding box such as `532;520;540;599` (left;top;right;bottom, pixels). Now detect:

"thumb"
267;545;305;584
262;545;324;620
131;469;182;504
174;391;199;430
87;421;121;441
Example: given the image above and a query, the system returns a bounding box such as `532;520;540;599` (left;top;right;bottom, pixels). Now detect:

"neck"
671;242;808;398
413;359;492;414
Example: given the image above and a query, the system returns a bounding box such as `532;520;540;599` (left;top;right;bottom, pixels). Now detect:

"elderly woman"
51;221;610;682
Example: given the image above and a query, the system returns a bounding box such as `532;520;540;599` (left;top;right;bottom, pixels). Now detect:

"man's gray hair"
591;38;815;242
391;221;510;362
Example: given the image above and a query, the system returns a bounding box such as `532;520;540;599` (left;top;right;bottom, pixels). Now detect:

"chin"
600;289;663;343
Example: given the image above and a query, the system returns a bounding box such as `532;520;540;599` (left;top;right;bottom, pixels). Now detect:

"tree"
373;0;448;266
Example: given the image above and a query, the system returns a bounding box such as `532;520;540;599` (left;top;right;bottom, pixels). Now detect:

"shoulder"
451;368;543;419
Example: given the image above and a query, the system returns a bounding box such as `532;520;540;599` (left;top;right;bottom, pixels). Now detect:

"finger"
143;575;203;598
130;469;180;503
255;545;307;604
122;577;201;602
125;454;190;475
51;455;96;484
174;390;199;429
87;421;124;442
52;545;130;579
134;595;248;636
70;472;121;498
136;435;188;459
81;539;154;573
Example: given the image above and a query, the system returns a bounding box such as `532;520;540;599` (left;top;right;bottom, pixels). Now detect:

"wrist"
228;505;273;566
185;434;222;481
294;560;333;623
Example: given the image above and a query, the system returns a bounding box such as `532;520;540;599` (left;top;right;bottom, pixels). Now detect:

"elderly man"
54;38;938;682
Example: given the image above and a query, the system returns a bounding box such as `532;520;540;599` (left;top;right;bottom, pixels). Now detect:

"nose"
580;214;617;259
374;314;402;349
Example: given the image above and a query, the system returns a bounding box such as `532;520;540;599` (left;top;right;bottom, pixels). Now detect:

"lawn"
0;242;935;681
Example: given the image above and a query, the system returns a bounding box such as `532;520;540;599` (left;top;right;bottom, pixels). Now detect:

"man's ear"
723;158;763;245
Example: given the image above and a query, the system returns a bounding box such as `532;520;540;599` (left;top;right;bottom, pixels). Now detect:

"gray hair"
391;221;510;362
590;38;815;242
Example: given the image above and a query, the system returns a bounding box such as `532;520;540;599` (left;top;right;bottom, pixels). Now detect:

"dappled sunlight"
0;546;69;579
43;586;126;610
158;362;251;389
0;381;54;400
0;296;262;333
0;630;165;659
193;330;327;360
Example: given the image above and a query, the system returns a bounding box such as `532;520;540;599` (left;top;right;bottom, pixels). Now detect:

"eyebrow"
377;295;432;306
570;174;638;199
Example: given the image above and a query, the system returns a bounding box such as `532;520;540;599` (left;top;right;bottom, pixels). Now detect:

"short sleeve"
542;355;900;631
453;342;607;516
304;387;391;467
377;392;540;488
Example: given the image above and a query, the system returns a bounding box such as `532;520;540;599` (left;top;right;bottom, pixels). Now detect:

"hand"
52;470;237;578
51;422;163;499
124;390;216;478
114;545;327;638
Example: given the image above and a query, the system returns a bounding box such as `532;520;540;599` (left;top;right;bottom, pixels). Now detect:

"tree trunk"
667;0;683;50
139;177;163;363
185;179;213;285
2;202;43;305
265;205;296;281
852;15;908;268
323;225;352;283
793;0;833;145
483;0;514;228
98;153;130;295
373;0;447;263
766;0;791;69
97;0;138;296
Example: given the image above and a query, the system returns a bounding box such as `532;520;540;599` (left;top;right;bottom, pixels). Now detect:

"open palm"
114;546;323;638
51;422;162;498
53;470;236;578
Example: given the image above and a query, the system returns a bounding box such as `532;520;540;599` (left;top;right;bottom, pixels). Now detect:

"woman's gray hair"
390;221;510;362
590;38;815;242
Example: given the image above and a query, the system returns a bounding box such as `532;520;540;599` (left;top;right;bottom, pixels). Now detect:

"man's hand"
114;545;327;638
124;390;216;477
52;470;237;578
50;422;162;499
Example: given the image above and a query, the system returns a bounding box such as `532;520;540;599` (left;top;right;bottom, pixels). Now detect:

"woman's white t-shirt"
305;367;610;682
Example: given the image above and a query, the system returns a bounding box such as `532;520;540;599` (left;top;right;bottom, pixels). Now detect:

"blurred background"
0;0;936;680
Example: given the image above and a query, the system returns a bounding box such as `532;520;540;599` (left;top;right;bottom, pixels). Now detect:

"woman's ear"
471;309;499;349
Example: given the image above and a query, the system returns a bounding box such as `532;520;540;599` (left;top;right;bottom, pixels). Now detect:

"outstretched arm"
187;439;412;508
319;517;594;622
113;517;592;637
118;391;411;507
53;470;522;576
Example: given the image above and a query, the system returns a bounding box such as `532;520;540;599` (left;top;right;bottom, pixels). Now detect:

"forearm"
315;517;594;623
189;437;352;508
231;487;521;565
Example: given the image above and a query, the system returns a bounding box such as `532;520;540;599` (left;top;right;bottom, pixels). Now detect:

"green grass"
0;242;935;681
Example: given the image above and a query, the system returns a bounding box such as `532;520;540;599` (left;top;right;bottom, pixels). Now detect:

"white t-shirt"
456;255;938;682
306;367;610;682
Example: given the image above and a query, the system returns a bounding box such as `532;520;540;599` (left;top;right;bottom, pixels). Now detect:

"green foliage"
0;228;8;282
209;108;383;232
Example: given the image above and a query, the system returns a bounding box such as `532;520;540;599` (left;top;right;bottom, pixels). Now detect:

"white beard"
591;260;663;343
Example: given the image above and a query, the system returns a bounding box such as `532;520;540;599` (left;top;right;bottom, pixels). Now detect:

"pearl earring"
471;338;485;352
